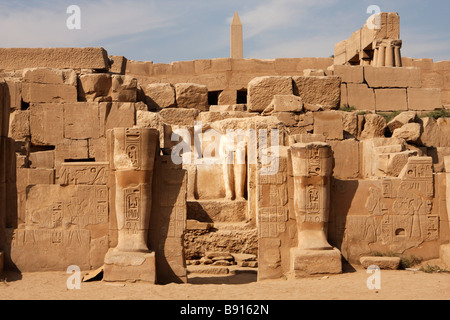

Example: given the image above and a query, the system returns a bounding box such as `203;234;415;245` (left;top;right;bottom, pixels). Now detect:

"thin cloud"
0;1;177;47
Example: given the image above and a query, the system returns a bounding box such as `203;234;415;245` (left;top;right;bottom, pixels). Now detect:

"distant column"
385;44;395;67
231;11;243;59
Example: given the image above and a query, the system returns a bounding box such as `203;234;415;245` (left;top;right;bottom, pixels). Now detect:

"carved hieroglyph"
290;142;334;250
110;128;158;252
104;128;158;282
289;142;342;277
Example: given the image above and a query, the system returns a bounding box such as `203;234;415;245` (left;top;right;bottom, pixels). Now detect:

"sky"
0;0;449;63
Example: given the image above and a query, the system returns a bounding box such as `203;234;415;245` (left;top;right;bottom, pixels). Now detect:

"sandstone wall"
0;46;449;279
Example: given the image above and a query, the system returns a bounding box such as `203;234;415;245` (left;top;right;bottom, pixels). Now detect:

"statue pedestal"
289;142;342;278
290;248;342;278
103;249;156;283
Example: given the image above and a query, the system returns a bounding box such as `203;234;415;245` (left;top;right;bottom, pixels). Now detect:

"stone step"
187;265;257;276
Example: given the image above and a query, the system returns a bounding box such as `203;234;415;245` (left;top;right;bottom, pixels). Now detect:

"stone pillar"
104;128;159;283
385;45;395;67
377;45;386;67
393;40;403;67
372;47;379;67
289;142;341;277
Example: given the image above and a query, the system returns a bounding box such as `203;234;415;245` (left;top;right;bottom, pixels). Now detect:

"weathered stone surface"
145;83;176;109
29;103;64;146
64;103;101;140
23;68;77;86
333;65;364;83
313;111;343;140
263;95;303;114
290;248;342;277
408;88;442;111
110;75;138;102
0;48;109;70
387;111;417;133
8;110;30;140
347;83;375;110
392;123;421;143
360;256;401;270
375;89;408;111
175;83;208;111
418;117;440;147
247;76;293;112
360;114;387;140
292;76;341;110
364;66;421;88
79;74;112;102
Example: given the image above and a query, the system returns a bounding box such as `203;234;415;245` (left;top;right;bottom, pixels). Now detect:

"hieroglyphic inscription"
25;185;109;230
258;156;289;238
59;162;109;185
124;186;141;234
125;128;141;169
307;145;321;176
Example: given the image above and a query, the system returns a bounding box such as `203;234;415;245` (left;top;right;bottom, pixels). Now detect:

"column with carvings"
289;142;342;277
104;128;159;282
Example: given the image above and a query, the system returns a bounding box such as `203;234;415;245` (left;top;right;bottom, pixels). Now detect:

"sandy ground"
0;263;449;301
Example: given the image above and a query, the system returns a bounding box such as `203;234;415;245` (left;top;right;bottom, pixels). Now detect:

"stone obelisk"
231;11;243;59
289;142;342;278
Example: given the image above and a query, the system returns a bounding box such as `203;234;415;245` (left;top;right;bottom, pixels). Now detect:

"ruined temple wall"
332;63;448;112
125;57;334;104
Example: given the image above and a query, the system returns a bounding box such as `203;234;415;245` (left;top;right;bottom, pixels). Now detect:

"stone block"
360;256;400;270
102;102;136;132
418;117;440;147
360;114;387;140
5;80;22;111
407;88;442;111
103;250;156;283
333;65;364;83
109;55;128;74
375;88;408;111
22;82;77;104
145;83;176;109
55;139;89;164
347;83;375;110
248;76;293;112
23;68;77;86
64;102;101;140
174;83;209;111
328;139;360;179
292;76;341;110
9;110;30;140
88;137;107;162
159;108;200;126
209;104;246;112
313;111;343;140
303;69;325;77
110;75;138;102
0;48;109;70
438;118;450;147
29;103;64;146
264;95;303;113
79;73;112;102
28;151;55;169
392;123;421;143
290;248;342;278
364;66;421;88
387;111;417;133
217;89;237;105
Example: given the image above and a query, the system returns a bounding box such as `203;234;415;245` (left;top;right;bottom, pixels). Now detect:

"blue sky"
0;0;449;63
